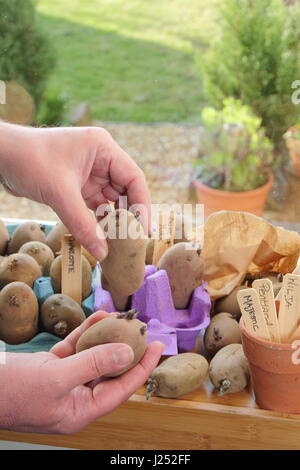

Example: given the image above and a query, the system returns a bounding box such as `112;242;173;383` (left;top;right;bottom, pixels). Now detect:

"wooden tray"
1;381;300;450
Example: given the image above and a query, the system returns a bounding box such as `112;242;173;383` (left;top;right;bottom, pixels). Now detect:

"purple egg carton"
94;265;211;355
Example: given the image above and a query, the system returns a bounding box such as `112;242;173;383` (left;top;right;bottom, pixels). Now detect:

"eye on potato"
0;253;42;288
204;312;241;357
19;241;54;276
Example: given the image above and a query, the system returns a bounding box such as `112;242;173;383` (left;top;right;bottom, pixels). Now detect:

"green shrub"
37;90;68;127
197;0;300;147
0;0;55;105
194;99;274;192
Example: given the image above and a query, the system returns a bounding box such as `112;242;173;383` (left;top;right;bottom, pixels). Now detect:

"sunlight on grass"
36;0;218;122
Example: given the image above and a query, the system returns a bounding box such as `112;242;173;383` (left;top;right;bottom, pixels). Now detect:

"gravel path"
0;122;298;224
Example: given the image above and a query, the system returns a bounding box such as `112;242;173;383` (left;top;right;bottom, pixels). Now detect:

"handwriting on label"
237;288;271;341
61;235;82;304
252;279;281;343
278;274;300;343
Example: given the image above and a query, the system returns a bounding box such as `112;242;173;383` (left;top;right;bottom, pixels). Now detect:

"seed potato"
157;242;204;309
0;281;38;344
147;353;208;399
204;312;241;357
209;343;249;396
76;310;147;376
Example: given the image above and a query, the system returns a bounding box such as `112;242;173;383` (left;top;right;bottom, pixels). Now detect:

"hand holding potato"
0;311;163;434
0;122;151;261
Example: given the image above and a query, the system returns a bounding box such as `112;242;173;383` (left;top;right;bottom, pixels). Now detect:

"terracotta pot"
240;317;300;413
193;174;274;217
285;127;300;177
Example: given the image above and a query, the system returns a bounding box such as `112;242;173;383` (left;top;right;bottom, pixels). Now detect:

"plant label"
237;288;271;341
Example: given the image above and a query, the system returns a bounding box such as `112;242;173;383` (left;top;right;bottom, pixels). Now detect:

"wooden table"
1;381;300;450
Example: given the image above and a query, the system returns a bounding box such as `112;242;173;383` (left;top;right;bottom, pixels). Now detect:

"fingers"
88;341;164;417
95;134;151;235
52;342;134;393
51;181;108;261
50;310;109;358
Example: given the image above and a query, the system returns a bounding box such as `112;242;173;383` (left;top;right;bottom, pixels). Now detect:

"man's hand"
0;311;163;434
0;124;151;260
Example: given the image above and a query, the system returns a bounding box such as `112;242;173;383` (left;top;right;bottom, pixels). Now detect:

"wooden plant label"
252;279;281;343
278;274;300;343
152;212;175;265
237;288;271;341
61;234;82;304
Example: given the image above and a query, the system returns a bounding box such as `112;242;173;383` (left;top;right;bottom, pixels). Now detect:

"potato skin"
100;209;146;297
7;222;46;255
214;286;245;319
45;221;68;256
0;220;9;255
209;344;249;396
76;312;147;376
50;254;92;299
157;242;204;309
41;294;86;338
148;353;208;398
145;238;155;265
204;312;241;357
19;241;54;276
0;281;38;344
101;274;130;311
0;253;42;288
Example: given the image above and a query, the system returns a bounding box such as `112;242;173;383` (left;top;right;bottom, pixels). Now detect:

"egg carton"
94;265;211;355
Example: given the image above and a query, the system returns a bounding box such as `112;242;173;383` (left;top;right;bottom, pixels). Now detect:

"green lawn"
36;0;217;123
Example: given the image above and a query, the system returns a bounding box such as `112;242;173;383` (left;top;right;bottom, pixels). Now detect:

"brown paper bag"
202;211;300;300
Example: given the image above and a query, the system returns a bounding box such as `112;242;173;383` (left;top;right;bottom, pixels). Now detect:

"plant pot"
193;174;274;217
285;127;300;177
240;317;300;413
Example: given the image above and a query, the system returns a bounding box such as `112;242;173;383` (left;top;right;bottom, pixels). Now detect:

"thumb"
54;343;134;392
51;186;108;261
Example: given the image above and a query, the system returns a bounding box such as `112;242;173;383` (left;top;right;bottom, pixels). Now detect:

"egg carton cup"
94;265;211;355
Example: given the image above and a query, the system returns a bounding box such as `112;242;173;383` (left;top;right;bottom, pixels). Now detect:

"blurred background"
0;0;299;227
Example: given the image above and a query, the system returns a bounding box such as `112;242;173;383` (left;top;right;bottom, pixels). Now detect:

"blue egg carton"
4;221;100;353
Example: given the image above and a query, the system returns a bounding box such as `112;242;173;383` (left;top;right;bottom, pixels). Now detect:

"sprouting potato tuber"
50;254;92;299
146;353;208;399
209;343;249;396
41;294;86;338
19;241;54;276
101;273;130;311
100;209;146;297
45;221;68;255
157;242;204;309
76;309;147;376
0;281;38;344
145;238;155;265
0;253;42;288
7;221;46;255
204;312;241;357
